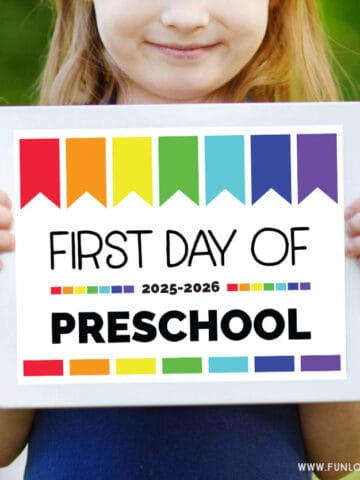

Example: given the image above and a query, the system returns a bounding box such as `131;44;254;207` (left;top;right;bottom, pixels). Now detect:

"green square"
87;286;98;294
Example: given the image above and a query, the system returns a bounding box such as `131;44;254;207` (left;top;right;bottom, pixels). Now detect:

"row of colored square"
23;354;340;377
227;282;311;292
50;285;135;295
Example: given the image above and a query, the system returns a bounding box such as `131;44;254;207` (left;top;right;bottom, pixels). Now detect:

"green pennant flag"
159;136;199;205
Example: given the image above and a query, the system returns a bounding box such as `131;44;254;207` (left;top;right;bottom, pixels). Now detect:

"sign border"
0;102;359;407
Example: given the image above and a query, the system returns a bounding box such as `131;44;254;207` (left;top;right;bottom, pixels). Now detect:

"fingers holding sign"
345;197;360;259
0;190;15;270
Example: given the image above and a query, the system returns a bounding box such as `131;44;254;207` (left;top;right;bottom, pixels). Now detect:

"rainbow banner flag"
19;131;339;208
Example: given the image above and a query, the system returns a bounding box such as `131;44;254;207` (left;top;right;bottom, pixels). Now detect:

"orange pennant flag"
66;138;107;207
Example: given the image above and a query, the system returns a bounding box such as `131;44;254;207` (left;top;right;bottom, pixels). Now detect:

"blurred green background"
0;0;359;105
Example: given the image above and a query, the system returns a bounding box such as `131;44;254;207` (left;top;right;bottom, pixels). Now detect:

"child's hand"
0;190;15;270
345;197;360;259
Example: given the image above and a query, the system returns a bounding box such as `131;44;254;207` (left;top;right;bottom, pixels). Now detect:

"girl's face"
93;0;270;104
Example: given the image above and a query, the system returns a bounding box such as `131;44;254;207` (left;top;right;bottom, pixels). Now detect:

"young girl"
1;0;360;478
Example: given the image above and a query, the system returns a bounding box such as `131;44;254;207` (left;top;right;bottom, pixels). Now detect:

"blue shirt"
25;405;310;479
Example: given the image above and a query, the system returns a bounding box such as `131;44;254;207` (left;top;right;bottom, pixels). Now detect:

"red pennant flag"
20;139;60;208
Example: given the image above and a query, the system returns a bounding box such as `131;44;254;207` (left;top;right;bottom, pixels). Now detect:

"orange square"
63;286;74;295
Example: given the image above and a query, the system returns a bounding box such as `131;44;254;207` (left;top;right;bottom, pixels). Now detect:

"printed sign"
14;124;346;385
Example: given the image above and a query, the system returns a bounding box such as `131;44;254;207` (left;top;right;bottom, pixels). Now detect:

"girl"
1;0;360;478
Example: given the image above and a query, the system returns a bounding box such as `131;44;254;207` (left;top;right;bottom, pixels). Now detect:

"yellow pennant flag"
113;137;153;206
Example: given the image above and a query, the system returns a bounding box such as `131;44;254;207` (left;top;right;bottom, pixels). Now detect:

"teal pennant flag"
205;136;245;204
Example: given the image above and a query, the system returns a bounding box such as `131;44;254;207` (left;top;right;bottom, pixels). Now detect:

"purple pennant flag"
297;134;338;203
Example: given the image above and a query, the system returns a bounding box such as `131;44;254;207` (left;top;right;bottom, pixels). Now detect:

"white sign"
0;103;359;407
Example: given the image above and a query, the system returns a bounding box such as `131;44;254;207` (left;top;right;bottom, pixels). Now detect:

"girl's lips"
146;42;219;60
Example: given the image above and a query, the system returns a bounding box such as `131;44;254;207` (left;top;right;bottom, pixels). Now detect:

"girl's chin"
123;79;219;104
142;87;216;104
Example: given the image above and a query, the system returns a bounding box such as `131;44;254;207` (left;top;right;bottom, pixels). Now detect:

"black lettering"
126;230;153;268
254;309;285;340
108;311;131;343
52;312;75;343
71;231;76;269
251;228;289;266
288;308;311;339
190;310;218;341
159;310;187;342
290;227;310;266
49;231;69;270
133;311;157;342
166;230;188;267
79;312;105;343
221;310;252;340
188;230;216;266
77;231;103;270
105;231;128;269
207;229;237;266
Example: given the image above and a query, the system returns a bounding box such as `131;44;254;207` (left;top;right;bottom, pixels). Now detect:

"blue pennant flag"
251;135;292;204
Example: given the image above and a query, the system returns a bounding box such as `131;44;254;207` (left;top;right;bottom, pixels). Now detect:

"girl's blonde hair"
40;0;339;105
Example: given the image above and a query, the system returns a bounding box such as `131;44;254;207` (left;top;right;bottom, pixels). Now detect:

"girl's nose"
161;0;210;32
